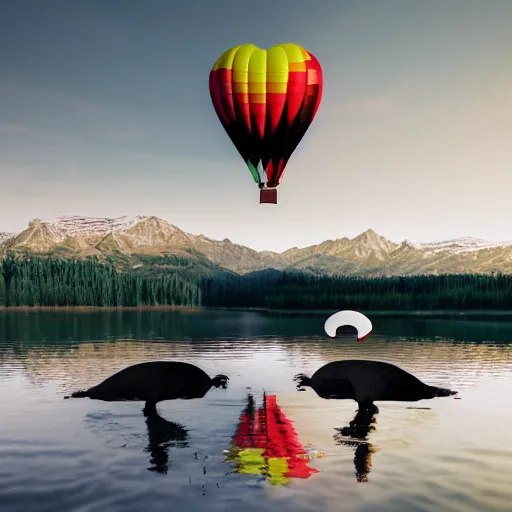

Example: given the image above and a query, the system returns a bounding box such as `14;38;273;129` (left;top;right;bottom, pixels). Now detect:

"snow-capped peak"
35;215;150;237
418;237;512;253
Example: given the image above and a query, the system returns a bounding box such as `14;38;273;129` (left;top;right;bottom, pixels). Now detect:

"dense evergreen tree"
200;270;512;310
0;255;201;307
261;271;512;310
1;255;511;310
0;260;4;306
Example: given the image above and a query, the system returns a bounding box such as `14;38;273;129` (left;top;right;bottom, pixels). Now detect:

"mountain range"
1;215;512;276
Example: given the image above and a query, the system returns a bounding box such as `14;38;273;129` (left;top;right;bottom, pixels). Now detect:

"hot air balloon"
209;43;323;204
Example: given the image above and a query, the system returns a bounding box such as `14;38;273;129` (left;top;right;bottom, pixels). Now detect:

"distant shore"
225;307;512;317
1;305;512;317
0;305;198;312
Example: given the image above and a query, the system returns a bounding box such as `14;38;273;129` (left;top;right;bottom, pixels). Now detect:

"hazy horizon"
1;0;511;252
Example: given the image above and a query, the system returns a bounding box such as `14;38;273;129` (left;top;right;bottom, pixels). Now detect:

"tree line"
1;255;512;310
200;270;512;310
0;256;201;307
260;272;512;310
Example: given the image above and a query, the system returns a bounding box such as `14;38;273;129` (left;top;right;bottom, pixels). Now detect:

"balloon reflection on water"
225;393;319;485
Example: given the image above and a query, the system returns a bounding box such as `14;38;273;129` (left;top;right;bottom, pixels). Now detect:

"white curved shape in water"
324;310;373;341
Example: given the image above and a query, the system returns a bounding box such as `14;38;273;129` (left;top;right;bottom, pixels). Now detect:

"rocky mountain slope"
0;232;15;244
1;215;512;276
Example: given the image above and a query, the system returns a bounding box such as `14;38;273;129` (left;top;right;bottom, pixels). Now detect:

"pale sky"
1;0;511;252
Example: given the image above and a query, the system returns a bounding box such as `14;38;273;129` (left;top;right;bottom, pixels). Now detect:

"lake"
1;309;511;512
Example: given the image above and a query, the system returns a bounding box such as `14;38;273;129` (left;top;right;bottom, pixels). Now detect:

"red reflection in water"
229;393;319;483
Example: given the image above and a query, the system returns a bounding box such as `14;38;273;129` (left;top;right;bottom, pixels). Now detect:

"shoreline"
0;305;199;312
0;305;512;317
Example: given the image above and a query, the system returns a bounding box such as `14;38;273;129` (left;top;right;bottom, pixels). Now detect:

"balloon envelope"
324;310;373;341
209;43;323;202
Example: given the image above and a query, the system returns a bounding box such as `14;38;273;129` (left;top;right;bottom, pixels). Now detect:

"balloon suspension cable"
257;161;267;185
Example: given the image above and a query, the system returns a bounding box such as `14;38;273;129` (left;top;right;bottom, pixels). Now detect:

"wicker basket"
260;188;278;204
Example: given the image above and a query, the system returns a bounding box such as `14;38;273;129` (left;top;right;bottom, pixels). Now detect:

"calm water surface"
0;309;511;512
